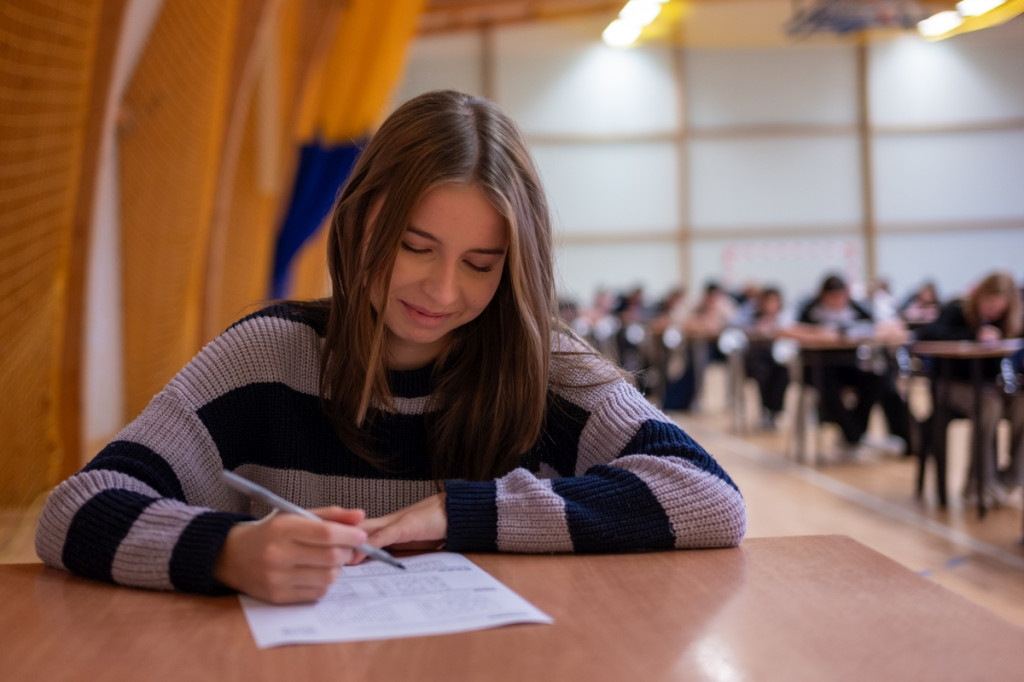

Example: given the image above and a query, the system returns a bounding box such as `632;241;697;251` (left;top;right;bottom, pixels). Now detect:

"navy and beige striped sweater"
36;304;746;595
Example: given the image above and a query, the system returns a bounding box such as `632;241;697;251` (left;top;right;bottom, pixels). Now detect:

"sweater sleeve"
444;347;746;554
34;378;256;594
30;314;319;594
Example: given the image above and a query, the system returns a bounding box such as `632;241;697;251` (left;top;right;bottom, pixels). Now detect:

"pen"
221;470;406;570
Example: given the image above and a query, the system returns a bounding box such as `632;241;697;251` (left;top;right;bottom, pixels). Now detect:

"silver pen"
221;470;406;570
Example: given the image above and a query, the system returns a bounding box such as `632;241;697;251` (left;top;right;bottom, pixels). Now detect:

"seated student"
731;287;792;430
685;281;737;338
34;90;746;605
782;274;905;453
915;271;1024;504
901;281;942;326
662;282;737;411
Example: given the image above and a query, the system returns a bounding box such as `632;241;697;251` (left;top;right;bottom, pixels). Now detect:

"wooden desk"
3;536;1022;681
910;339;1023;516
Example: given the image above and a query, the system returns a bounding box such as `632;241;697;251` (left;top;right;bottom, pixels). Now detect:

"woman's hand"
977;325;1003;342
354;494;448;562
213;507;366;604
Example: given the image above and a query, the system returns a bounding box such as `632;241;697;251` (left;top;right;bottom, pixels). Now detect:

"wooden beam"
420;0;621;34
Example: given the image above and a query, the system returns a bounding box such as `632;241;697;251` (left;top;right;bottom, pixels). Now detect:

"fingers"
365;520;408;552
254;565;342;604
312;506;365;527
277;510;368;549
215;509;376;604
357;514;394;535
362;493;447;552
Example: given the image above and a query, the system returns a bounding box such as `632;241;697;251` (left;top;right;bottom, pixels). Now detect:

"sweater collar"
387;362;434;399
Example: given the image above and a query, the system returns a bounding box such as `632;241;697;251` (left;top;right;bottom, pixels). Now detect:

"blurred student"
901;281;942;326
733;287;792;430
916;271;1024;503
663;282;736;411
783;274;905;453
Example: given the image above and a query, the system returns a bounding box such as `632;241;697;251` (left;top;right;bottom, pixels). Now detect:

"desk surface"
3;535;1022;681
795;336;905;352
910;338;1024;359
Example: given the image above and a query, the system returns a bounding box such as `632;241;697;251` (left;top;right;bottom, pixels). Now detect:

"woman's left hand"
353;493;447;563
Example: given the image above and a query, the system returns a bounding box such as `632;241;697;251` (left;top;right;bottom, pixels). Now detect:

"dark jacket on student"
916;299;1007;383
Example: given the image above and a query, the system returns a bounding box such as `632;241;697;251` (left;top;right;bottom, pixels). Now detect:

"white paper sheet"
238;552;553;648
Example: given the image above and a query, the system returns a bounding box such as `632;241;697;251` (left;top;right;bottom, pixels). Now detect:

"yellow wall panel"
119;0;240;418
0;0;100;510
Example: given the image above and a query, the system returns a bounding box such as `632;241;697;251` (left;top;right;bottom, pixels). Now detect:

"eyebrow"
405;226;507;256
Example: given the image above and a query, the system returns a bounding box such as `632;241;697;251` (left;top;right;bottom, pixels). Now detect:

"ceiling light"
619;0;662;27
602;18;643;47
956;0;1007;16
917;10;964;36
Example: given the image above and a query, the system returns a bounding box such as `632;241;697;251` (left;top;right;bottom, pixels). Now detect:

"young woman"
35;90;745;604
916;271;1024;503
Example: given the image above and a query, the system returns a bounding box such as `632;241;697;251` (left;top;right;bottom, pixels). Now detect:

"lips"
401;301;453;328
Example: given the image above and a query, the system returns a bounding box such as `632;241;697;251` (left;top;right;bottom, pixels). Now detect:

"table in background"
909;339;1023;523
3;536;1023;681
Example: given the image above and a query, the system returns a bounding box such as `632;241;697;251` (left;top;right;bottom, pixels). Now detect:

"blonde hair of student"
315;89;557;482
963;271;1023;338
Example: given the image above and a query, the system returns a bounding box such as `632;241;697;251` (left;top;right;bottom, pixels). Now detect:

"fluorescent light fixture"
619;0;662;26
956;0;1006;16
917;10;964;36
602;18;643;46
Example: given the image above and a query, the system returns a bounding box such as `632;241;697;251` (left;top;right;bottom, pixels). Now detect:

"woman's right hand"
213;507;367;604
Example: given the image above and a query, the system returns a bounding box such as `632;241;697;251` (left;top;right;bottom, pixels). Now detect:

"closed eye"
466;262;494;273
401;242;429;255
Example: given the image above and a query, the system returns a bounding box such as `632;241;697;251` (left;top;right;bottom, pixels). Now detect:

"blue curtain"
271;139;362;298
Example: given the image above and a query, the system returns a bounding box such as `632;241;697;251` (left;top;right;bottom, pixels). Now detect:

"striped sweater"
36;304;746;595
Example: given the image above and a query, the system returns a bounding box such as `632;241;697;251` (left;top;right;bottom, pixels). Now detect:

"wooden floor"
3;366;1024;629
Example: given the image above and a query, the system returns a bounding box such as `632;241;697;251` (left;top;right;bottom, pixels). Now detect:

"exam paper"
238;552;553;648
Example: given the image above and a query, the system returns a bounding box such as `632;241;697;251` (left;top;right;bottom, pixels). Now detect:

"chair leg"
935;438;948;508
915;447;927;498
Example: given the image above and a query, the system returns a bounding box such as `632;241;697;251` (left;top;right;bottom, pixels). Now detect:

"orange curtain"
118;0;242;419
279;0;427;301
0;0;118;537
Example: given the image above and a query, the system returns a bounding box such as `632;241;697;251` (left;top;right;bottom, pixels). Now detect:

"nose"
423;259;458;306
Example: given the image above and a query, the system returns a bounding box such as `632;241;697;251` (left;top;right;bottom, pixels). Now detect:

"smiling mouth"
402;301;454;323
404;302;447;317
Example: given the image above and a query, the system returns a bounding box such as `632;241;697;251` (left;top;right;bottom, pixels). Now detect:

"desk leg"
933;361;949;508
793;352;808;464
728;350;745;433
692;338;708;413
972;358;987;519
812;354;825;466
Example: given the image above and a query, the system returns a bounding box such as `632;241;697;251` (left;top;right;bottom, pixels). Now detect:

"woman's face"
977;293;1008;322
761;292;781;316
373;183;508;370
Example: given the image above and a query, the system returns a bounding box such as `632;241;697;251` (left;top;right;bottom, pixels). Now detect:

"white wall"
393;11;1024;310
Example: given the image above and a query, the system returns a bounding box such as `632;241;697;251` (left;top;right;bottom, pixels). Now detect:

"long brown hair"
318;90;558;481
964;270;1023;337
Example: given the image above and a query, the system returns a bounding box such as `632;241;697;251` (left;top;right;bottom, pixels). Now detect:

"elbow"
718;497;747;547
674;485;747;549
707;490;747;548
34;489;69;570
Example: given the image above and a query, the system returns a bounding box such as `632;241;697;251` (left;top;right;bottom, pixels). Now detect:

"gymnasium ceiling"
418;0;962;39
